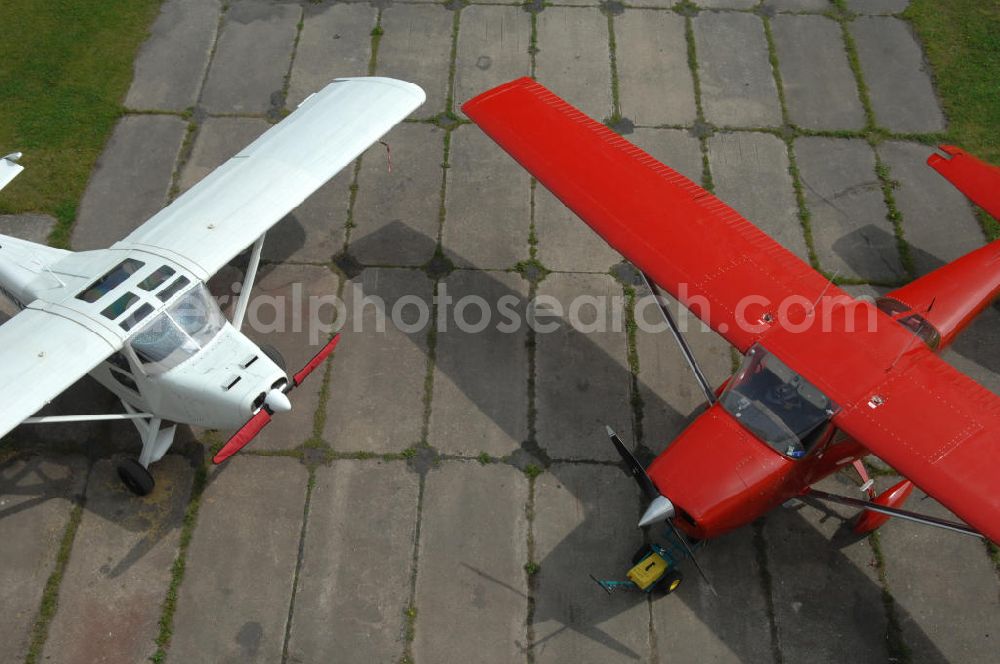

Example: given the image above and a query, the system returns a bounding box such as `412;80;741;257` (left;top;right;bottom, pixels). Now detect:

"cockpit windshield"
129;283;226;373
721;345;839;458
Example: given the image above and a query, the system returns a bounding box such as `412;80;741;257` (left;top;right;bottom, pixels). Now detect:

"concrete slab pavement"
532;464;649;663
795;136;904;282
124;0;221;112
535;8;613;123
286;3;376;108
285;460;419;664
695;12;782;128
879;487;1000;664
454;6;531;116
443;124;531;270
0;455;88;664
429;270;530;457
879;141;984;275
615;10;697;127
764;475;890;664
651;528;774;663
40;455;193;664
771;14;865;131
349;123;445;267
850;16;946;134
71;115;188;250
323;268;432;454
376;5;455;118
413;462;528;664
167;456;307;664
708;131;810;261
200;0;301;115
534;273;632;461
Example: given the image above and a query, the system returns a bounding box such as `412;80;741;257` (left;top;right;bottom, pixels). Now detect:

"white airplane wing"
0;307;119;439
0;152;24;192
119;77;426;279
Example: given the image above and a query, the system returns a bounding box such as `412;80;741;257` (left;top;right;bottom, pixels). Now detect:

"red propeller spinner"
213;334;341;464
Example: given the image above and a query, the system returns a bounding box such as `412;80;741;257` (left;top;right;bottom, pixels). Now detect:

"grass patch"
906;0;1000;239
0;0;163;247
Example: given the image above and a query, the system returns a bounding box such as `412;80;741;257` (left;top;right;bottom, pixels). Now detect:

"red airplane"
463;79;1000;575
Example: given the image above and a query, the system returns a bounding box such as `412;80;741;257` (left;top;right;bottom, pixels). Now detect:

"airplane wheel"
658;570;683;595
117;459;154;496
260;344;286;372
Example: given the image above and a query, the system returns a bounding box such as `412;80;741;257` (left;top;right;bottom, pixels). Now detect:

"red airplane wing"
928;145;1000;221
832;350;1000;541
462;78;832;353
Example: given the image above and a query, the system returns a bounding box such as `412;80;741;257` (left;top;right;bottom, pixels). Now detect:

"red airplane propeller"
213;334;341;464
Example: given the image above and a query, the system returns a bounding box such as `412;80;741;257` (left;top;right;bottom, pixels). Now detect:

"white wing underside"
119;77;426;279
0;308;118;438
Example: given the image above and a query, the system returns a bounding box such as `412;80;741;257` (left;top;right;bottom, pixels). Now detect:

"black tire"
117;459;155;496
260;344;286;372
658;569;683;596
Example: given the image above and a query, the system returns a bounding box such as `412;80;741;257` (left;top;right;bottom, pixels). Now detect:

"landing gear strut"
116;401;177;496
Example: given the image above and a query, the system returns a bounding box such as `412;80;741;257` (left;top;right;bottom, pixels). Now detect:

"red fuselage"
649;238;1000;540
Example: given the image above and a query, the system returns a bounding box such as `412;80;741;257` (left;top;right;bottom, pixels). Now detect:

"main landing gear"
117;458;154;496
116;402;177;496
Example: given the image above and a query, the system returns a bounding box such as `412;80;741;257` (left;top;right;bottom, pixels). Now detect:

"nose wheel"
117;458;155;496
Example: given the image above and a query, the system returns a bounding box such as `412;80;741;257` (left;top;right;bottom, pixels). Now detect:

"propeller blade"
291;334;341;389
605;425;660;502
213;409;272;464
666;518;718;597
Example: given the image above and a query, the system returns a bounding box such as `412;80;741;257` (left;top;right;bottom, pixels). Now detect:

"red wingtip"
213;409;272;464
292;334;341;387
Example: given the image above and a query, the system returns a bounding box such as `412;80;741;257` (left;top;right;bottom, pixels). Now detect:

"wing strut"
232;232;266;331
802;488;983;539
639;271;717;405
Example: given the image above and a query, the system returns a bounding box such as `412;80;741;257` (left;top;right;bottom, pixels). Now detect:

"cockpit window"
138;266;176;292
100;292;138;320
156;276;191;303
130;283;226;373
875;297;941;349
721;345;840;459
76;259;144;303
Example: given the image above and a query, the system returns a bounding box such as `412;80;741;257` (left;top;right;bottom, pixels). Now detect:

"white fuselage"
0;236;285;429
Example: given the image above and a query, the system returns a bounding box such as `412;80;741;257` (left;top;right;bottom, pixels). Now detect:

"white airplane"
0;77;425;495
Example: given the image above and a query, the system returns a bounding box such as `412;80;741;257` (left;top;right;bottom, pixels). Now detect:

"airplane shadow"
345;222;954;663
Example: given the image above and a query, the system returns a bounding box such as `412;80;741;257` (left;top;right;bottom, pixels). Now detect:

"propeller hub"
638;495;675;528
264;388;292;413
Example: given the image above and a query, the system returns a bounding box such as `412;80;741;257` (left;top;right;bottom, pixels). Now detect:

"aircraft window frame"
720;344;840;459
120;302;155;331
100;292;139;320
156;276;191;303
137;266;176;292
76;258;145;303
129;283;226;374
